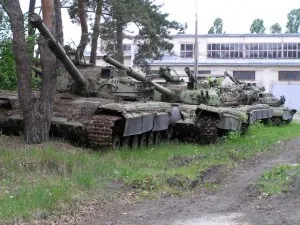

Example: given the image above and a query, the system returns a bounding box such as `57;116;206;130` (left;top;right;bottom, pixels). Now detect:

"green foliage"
286;8;300;33
213;17;223;34
0;39;17;90
207;18;224;34
257;164;299;197
1;123;300;222
99;0;185;72
0;10;41;91
250;18;266;33
0;10;17;90
270;23;282;33
208;27;214;34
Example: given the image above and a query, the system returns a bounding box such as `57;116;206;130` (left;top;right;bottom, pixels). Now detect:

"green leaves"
270;23;282;34
207;18;224;34
0;10;40;91
286;8;300;33
99;0;185;70
250;18;266;34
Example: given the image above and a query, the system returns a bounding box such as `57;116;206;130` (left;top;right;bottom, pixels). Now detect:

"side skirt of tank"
173;105;275;144
87;106;183;149
267;108;297;125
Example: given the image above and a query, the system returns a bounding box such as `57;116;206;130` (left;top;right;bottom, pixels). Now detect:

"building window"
148;70;159;75
207;43;243;59
233;71;255;80
278;71;300;81
198;70;211;75
189;70;211;75
123;44;131;51
180;44;194;58
207;42;300;59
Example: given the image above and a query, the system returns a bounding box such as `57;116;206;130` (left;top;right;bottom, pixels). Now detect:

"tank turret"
103;55;174;98
30;14;154;100
30;13;97;97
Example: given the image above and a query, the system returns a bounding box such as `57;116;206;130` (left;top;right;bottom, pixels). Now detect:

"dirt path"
76;138;300;225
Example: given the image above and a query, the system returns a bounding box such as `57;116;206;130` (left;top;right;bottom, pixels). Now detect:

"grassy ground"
257;163;300;197
0;123;300;223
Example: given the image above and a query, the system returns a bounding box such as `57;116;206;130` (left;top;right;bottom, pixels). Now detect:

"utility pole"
194;0;198;78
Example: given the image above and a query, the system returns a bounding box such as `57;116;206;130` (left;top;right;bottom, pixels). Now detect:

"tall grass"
257;163;300;197
0;123;299;222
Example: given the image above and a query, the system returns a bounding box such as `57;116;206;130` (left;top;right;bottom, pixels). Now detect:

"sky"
20;0;300;45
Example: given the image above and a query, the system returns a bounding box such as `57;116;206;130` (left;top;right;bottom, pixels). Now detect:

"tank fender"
195;105;244;131
291;109;297;116
169;105;183;123
123;113;154;136
153;113;170;131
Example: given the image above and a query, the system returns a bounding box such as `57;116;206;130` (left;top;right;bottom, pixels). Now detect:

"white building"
94;34;300;110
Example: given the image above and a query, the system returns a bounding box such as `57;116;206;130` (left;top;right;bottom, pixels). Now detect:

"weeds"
0;123;299;222
257;163;300;197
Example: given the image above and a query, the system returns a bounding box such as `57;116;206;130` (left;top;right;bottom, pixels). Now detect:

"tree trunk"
28;0;36;37
0;0;54;143
76;0;89;64
54;0;63;69
89;0;103;65
115;20;124;64
37;0;57;142
54;0;63;45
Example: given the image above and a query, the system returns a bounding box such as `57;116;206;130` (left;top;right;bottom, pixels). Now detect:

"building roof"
149;55;300;67
172;33;300;38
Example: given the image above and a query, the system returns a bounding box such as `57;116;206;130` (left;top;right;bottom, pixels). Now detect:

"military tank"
223;71;296;125
92;55;276;146
0;13;171;149
0;14;294;150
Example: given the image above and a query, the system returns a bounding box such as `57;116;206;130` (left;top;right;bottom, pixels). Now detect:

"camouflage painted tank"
0;14;295;150
223;71;296;125
93;55;275;146
0;14;153;148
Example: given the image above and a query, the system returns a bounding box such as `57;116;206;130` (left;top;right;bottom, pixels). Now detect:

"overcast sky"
20;0;300;44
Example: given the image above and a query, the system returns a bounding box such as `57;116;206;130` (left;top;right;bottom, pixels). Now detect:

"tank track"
196;115;219;144
87;115;122;148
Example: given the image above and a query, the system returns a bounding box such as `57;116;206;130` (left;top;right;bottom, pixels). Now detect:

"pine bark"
115;20;124;64
89;0;103;65
0;0;57;144
76;0;89;63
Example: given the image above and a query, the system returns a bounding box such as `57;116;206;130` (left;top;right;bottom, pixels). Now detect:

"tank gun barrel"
29;13;87;90
224;71;241;85
103;55;173;97
184;67;198;83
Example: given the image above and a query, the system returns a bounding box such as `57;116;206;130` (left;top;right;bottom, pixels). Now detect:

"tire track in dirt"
82;138;300;225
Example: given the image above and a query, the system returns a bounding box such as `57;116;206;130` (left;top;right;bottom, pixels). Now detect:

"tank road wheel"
139;133;147;147
147;132;155;146
122;136;130;149
240;123;249;134
131;135;139;149
196;115;219;144
271;117;284;126
112;134;121;149
154;131;162;145
285;118;292;124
